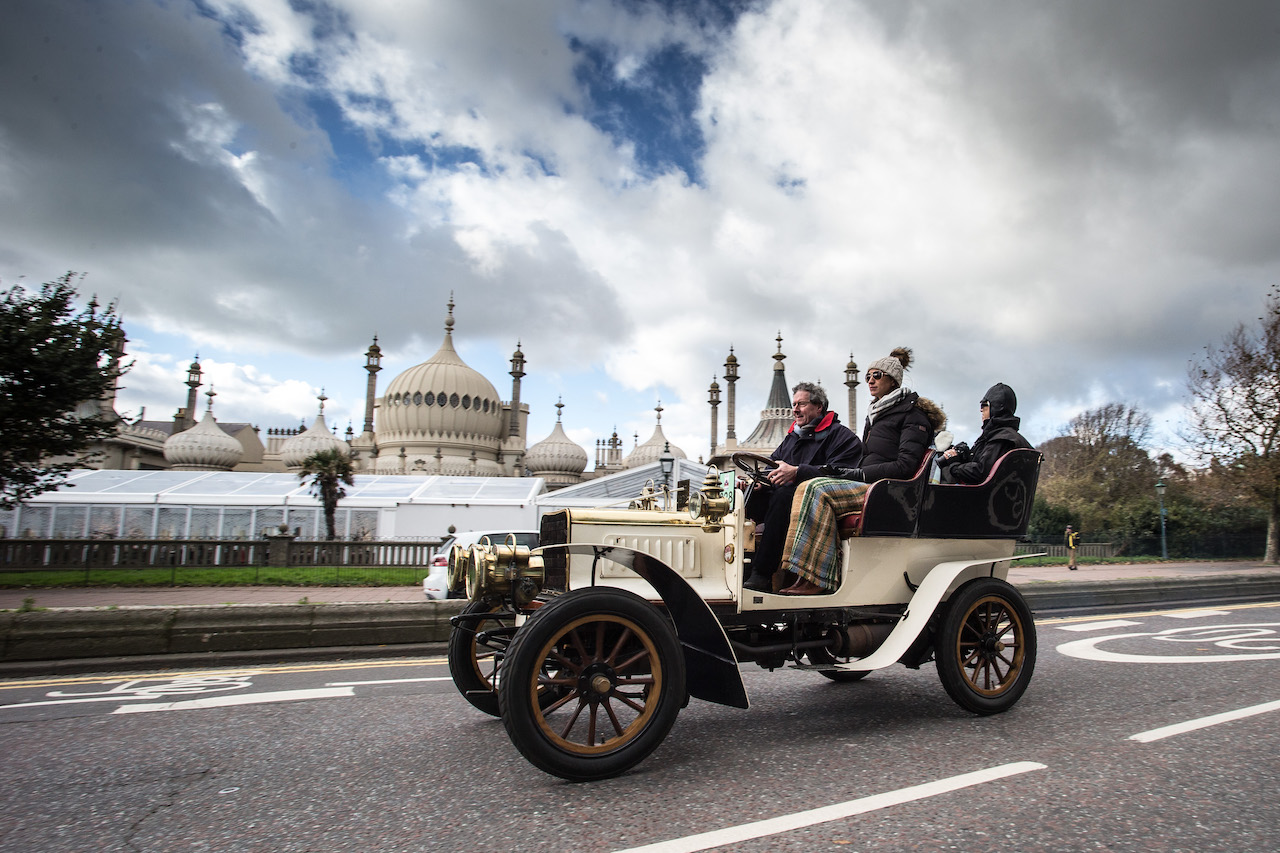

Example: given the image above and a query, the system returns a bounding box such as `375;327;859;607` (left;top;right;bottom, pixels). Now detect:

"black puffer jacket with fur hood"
819;391;946;483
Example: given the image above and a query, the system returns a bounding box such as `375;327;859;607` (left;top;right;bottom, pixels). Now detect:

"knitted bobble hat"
868;346;912;386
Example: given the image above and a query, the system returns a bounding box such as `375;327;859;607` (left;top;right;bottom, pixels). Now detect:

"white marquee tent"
1;470;546;541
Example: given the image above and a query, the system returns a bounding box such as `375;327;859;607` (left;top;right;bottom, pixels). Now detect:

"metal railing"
0;537;445;570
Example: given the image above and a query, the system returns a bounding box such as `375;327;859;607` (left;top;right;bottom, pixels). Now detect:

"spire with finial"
445;292;456;338
317;388;328;414
555;397;564;422
723;345;738;442
205;386;216;411
773;331;785;370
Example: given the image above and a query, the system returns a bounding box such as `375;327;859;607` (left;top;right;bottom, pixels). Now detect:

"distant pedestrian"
1065;525;1080;570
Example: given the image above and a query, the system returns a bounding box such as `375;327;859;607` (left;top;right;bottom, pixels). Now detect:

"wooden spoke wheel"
937;577;1036;715
499;587;685;782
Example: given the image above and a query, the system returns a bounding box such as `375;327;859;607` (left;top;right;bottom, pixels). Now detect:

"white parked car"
422;530;538;599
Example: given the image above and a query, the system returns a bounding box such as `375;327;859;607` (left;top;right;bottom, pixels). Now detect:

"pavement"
2;560;1278;675
2;559;1277;610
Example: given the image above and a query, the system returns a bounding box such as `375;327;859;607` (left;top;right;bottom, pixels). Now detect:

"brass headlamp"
453;534;545;607
688;466;732;531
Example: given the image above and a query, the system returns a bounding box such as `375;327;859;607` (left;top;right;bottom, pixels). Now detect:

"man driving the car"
742;382;862;592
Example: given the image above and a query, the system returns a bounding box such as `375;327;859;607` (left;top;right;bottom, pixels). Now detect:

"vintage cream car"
447;448;1043;782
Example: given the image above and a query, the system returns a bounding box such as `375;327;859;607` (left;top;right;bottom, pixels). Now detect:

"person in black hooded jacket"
938;382;1032;484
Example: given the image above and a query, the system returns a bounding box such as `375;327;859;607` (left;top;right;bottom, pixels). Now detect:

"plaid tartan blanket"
779;478;870;589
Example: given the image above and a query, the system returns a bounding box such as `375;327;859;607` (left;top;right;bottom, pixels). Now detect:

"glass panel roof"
344;479;429;499
39;470;544;504
164;472;296;496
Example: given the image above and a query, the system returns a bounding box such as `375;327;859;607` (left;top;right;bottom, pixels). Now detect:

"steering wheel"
732;451;778;489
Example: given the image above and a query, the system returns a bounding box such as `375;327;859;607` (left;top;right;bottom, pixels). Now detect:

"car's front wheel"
499;587;685;782
447;600;516;716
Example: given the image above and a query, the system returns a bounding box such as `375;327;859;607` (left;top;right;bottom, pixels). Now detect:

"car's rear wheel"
447;600;516;716
936;577;1036;715
499;587;685;782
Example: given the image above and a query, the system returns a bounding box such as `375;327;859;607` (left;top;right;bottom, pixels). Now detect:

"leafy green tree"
1185;284;1280;563
1037;403;1157;539
0;273;128;510
298;448;356;540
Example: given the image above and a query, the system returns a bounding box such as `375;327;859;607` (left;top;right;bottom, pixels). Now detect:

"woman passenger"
776;347;946;595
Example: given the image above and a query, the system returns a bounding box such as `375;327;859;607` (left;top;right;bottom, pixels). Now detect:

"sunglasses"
981;401;991;408
865;370;887;381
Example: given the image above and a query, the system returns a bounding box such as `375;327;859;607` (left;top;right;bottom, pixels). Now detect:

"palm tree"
298;449;356;540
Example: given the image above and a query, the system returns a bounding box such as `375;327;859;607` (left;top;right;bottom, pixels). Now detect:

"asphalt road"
2;599;1279;852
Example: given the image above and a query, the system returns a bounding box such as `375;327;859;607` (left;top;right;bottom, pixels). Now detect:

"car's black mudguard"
539;543;750;709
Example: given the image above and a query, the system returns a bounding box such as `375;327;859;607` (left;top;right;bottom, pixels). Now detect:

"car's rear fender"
538;543;749;709
829;553;1044;673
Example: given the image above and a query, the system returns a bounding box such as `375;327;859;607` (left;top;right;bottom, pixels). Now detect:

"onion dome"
525;400;588;486
624;401;687;468
374;298;506;475
164;388;244;471
281;393;349;469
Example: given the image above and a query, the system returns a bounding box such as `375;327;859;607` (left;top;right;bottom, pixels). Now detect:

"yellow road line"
0;656;448;690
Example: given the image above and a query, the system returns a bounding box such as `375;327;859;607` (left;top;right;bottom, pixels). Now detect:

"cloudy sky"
3;0;1278;465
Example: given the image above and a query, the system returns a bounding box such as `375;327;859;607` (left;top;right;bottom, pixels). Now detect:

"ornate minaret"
347;335;382;472
767;332;788;408
508;341;526;439
723;346;738;450
708;375;720;462
362;335;381;435
844;354;860;428
175;356;203;431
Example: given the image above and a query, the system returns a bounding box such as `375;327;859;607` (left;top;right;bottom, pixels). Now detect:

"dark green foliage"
298;448;355;540
1185;284;1280;562
1027;496;1077;541
0;273;128;509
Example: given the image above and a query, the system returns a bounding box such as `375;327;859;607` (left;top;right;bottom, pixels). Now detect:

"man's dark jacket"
769;411;863;480
747;410;863;580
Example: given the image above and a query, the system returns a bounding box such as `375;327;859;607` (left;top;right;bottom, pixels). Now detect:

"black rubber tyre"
936;577;1036;715
499;587;686;782
447;600;516;717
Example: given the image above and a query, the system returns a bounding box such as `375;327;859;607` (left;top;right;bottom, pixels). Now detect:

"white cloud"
3;0;1278;468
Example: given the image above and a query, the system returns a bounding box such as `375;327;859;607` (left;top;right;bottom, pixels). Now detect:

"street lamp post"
659;442;674;486
1155;480;1168;559
660;442;675;509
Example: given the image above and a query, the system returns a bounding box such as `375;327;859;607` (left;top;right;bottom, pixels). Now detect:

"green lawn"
0;566;430;587
1011;554;1176;567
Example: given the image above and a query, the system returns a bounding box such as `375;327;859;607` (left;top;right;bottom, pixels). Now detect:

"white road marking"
1057;620;1143;632
111;687;354;713
1059;623;1280;663
1129;699;1280;743
1162;610;1229;619
611;762;1047;853
326;677;454;686
5;695;189;709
